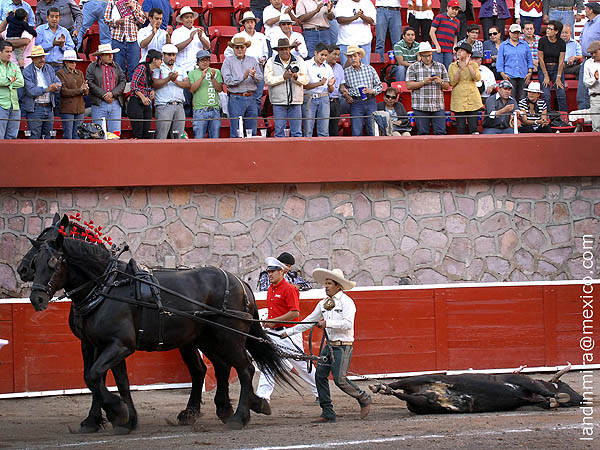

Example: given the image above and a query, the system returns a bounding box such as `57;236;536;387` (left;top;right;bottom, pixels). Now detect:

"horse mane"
62;237;111;274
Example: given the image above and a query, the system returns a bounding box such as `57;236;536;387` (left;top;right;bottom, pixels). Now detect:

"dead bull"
369;364;583;414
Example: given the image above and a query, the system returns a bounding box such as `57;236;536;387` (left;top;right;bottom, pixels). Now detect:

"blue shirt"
329;62;345;99
142;0;173;30
0;0;35;27
564;37;582;62
580;15;600;57
35;23;75;64
497;39;534;78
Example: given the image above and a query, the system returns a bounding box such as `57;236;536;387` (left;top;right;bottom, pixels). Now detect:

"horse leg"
197;347;235;423
176;344;207;425
77;341;106;433
111;359;138;434
85;343;133;431
225;362;254;430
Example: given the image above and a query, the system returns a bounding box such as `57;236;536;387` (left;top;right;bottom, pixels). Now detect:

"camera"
286;65;300;73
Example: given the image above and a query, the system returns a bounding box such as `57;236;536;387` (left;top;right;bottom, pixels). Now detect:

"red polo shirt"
266;278;300;328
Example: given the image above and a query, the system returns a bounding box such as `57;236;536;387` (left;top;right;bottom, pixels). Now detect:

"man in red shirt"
256;257;319;403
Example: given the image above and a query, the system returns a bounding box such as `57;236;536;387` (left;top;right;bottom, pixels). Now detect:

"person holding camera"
264;37;309;137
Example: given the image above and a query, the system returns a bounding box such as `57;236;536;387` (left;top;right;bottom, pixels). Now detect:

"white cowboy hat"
417;42;434;53
62;49;83;62
161;43;178;54
312;268;356;291
240;11;257;23
524;82;543;93
92;43;120;55
265;257;287;271
176;6;199;22
278;13;294;24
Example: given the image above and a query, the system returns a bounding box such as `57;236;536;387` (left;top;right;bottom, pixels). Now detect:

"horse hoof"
224;420;244;430
368;384;379;393
69;425;98;434
114;426;132;435
108;402;130;427
217;407;234;424
249;398;271;416
177;408;202;426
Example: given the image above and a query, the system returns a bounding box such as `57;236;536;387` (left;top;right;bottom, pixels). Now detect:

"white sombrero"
312;268;356;291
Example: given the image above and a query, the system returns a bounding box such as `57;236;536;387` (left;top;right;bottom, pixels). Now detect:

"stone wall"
1;178;599;297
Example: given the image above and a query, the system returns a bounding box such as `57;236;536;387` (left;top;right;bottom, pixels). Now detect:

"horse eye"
48;257;58;269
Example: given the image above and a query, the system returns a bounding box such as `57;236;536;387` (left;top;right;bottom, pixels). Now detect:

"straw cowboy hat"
29;45;49;58
417;42;434;53
62;49;83;62
587;40;600;54
240;11;257;23
176;6;199;22
312;268;356;291
524;82;543;93
92;43;120;55
344;45;365;58
228;35;252;48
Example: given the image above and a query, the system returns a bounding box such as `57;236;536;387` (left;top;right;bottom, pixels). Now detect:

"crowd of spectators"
1;0;600;140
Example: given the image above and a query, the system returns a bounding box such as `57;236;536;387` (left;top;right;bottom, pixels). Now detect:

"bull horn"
513;364;527;374
551;362;572;382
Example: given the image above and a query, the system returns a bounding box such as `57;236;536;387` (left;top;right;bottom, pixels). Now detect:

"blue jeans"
0;106;20;139
303;95;330;137
549;10;575;33
375;8;402;60
339;43;371;68
26;104;53;139
273;104;302;137
193;108;221;138
77;0;111;45
349;96;376;136
91;100;122;133
61;113;84;139
304;28;331;59
329;19;339;46
395;64;408;81
414;109;446;135
578;60;590;110
228;94;257;138
112;39;140;81
482;126;514;134
539;65;566;112
433;51;453;69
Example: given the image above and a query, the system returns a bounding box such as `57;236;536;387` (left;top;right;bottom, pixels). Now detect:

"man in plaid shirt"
104;0;146;81
343;45;383;136
406;41;450;135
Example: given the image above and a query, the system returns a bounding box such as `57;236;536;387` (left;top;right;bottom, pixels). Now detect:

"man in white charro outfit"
281;268;372;423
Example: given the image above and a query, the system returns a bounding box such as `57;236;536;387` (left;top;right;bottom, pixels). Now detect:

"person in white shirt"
583;40;600;132
171;6;209;74
152;43;190;139
472;50;496;99
335;0;376;67
303;42;335;136
270;14;308;60
224;11;269;115
281;268;372;424
262;0;297;48
137;7;170;63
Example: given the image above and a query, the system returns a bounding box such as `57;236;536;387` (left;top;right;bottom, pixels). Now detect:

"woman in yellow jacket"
448;42;482;134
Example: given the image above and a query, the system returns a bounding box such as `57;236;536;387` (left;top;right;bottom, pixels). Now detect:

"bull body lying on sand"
369;365;583;414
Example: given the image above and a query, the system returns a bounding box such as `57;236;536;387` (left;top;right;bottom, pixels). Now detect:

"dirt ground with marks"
1;371;598;450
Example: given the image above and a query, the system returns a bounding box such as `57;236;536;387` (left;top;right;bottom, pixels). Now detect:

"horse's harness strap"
218;267;231;312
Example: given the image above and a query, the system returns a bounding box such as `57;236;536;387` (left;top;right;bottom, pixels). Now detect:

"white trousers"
256;328;318;401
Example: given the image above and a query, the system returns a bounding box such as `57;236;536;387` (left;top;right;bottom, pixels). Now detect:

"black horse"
27;228;290;433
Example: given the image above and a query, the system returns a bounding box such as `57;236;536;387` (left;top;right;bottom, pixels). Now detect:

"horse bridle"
31;242;65;298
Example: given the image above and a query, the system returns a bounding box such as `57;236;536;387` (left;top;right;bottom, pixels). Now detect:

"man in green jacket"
0;40;24;139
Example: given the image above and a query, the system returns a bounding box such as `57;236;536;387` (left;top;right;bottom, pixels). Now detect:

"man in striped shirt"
343;45;383;136
430;0;460;69
517;81;552;132
104;0;146;81
393;26;420;81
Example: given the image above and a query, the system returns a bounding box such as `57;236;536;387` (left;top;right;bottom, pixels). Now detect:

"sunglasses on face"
489;32;499;36
385;95;396;99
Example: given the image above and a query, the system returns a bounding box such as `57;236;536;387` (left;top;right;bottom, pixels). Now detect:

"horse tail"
245;300;295;389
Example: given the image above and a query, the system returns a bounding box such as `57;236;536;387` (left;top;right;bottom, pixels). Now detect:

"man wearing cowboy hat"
222;34;263;137
224;12;269;116
335;0;376;68
86;42;126;133
281;268;373;423
582;40;600;131
56;49;88;139
406;41;450;135
35;6;75;72
137;7;171;63
22;45;61;139
103;0;146;81
264;37;309;137
0;40;24;140
255;256;319;405
262;0;297;47
271;13;308;60
343;44;383;136
171;5;209;75
151;43;189;139
518;81;552;132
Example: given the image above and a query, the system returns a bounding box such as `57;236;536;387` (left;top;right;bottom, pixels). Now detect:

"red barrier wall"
2;135;600;188
0;281;591;395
